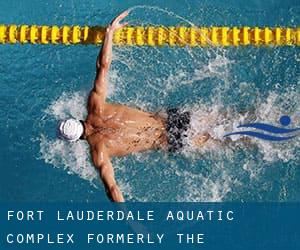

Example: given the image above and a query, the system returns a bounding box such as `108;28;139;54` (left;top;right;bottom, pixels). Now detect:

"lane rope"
0;25;299;46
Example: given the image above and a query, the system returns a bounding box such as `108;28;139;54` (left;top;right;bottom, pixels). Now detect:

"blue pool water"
0;0;299;202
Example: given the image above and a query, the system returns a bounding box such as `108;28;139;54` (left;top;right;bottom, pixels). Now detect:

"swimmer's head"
57;118;84;142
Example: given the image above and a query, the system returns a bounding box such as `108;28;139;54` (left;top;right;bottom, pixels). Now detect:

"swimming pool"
0;0;299;202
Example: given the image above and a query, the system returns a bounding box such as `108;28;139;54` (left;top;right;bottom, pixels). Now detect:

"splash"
183;90;300;161
176;167;235;202
45;92;87;120
252;91;300;162
39;134;97;184
39;92;98;185
38;6;299;202
39;88;300;202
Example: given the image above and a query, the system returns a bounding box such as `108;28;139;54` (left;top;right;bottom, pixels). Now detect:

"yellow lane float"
0;25;299;46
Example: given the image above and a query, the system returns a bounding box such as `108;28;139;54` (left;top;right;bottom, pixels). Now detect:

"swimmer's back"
86;102;168;156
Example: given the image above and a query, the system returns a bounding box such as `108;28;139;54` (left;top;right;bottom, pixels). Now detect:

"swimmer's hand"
107;10;129;33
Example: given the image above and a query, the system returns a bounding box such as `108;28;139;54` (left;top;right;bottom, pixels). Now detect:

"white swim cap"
58;118;84;142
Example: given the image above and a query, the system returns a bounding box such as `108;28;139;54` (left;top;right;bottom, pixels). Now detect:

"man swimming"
58;11;210;202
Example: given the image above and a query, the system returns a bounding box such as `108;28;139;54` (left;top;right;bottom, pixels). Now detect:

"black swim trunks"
166;108;191;153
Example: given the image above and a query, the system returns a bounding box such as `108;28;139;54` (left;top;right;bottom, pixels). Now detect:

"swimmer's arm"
92;144;125;202
94;11;129;99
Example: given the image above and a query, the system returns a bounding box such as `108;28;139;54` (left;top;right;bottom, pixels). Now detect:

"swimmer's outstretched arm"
92;143;125;202
93;11;129;101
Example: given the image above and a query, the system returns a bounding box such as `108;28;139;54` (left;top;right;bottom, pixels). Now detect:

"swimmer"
58;11;211;202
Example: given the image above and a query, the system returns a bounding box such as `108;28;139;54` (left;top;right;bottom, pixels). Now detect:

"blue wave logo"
224;116;300;141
